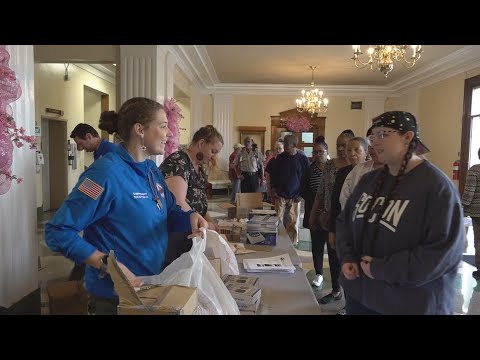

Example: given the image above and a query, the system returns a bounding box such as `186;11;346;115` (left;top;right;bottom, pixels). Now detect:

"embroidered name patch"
78;178;104;200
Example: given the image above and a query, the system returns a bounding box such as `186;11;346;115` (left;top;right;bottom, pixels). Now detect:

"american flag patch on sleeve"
78;177;104;200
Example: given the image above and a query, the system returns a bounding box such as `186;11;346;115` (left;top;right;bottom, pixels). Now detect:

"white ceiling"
204;45;467;86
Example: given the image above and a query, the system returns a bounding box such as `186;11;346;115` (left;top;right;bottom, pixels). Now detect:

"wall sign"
46;107;64;116
351;101;363;110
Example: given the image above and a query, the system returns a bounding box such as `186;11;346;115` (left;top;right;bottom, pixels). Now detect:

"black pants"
88;296;119;315
69;263;86;281
345;294;383;315
240;172;258;193
310;228;329;276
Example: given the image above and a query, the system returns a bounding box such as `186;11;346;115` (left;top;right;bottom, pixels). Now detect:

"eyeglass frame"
368;129;399;142
312;150;327;155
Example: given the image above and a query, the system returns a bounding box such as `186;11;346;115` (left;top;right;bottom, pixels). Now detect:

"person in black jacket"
300;136;329;286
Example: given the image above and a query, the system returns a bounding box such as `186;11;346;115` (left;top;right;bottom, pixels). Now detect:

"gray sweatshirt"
336;161;464;315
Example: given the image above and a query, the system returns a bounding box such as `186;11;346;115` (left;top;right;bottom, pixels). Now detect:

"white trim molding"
170;45;480;98
74;64;116;85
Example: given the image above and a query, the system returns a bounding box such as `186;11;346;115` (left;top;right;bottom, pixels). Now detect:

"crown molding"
167;45;218;88
74;64;115;85
201;83;398;98
390;45;480;94
169;45;480;98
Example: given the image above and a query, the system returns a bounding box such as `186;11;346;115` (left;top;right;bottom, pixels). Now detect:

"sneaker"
319;291;343;304
473;270;480;280
312;274;323;287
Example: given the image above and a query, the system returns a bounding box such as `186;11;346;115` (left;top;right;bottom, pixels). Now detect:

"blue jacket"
94;139;117;161
45;144;193;299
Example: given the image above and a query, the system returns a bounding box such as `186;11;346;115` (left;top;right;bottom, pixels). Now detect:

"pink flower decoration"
0;45;37;195
284;115;312;132
163;97;184;158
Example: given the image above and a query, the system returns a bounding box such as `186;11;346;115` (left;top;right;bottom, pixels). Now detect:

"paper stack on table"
243;253;295;273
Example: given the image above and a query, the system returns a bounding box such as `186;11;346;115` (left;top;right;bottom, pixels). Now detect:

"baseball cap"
372;111;430;155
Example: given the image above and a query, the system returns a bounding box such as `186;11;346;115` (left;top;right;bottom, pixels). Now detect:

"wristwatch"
98;254;108;278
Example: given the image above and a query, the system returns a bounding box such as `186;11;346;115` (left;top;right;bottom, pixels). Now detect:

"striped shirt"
309;163;323;193
462;164;480;218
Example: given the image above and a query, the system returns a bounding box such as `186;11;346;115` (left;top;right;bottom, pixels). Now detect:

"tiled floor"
38;192;480;315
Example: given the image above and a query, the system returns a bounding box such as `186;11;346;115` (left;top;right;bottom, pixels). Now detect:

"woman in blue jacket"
46;97;208;315
337;111;464;314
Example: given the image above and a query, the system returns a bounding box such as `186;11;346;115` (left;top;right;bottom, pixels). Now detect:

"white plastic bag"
138;232;240;315
205;229;240;276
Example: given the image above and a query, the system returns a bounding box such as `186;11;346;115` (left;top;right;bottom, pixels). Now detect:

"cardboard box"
224;283;261;312
222;275;259;287
107;251;198;315
218;193;273;219
46;280;89;315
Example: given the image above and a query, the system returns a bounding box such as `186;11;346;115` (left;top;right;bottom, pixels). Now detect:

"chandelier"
351;45;423;78
296;66;328;116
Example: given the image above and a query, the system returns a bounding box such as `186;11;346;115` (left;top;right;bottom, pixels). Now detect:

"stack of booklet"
246;213;279;245
243;253;295;274
222;275;261;314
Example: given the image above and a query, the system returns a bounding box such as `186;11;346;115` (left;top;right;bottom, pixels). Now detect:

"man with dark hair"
270;134;309;246
68;123;116;281
70;123;116;161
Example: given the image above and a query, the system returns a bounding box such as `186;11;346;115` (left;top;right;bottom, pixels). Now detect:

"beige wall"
417;66;480;178
201;94;213;128
176;98;191;146
232;95;365;157
83;87;102;168
35;63;116;208
34;45;117;63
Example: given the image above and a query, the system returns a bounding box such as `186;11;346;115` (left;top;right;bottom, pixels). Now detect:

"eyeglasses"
312;150;327;155
368;129;399;142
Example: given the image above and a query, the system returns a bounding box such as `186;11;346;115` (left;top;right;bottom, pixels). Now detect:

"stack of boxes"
246;213;279;246
222;275;261;315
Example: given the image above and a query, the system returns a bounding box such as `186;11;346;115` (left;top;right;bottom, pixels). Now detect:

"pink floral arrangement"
0;45;37;195
163;97;184;158
284;115;312;132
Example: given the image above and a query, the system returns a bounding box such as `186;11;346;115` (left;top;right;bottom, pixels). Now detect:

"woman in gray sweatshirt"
336;111;464;315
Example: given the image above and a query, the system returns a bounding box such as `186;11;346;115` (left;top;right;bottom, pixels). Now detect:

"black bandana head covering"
372;111;430;155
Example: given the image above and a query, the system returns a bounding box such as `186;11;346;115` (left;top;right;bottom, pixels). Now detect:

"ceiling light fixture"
295;66;328;116
351;45;423;78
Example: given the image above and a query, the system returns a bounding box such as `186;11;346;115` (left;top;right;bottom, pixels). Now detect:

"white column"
364;97;386;135
0;45;37;307
213;94;234;173
118;45;175;166
190;86;203;134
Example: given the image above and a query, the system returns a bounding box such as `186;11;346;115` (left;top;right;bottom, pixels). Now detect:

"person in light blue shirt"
46;97;208;315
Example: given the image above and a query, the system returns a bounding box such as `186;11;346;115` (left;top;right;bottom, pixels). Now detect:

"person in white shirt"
339;127;384;209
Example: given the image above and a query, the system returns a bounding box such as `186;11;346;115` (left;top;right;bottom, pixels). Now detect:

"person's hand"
238;174;244;180
328;232;336;249
117;261;144;288
207;220;219;232
360;256;374;279
188;212;208;239
342;262;360;280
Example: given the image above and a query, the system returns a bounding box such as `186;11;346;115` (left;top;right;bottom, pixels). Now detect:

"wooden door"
271;108;325;158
